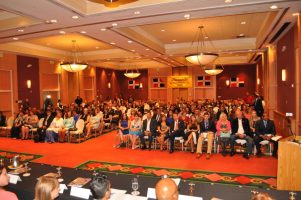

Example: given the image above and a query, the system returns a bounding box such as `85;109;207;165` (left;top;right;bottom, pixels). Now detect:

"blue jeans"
45;130;58;143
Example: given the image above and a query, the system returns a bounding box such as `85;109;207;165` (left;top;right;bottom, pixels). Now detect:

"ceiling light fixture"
161;29;165;32
185;26;219;66
184;14;190;19
225;0;232;3
95;47;99;49
80;31;87;34
72;15;79;19
128;40;133;43
241;21;246;25
50;19;57;23
172;39;177;42
13;37;19;40
270;5;278;9
112;23;118;27
145;48;149;51
60;40;88;72
18;29;24;32
134;11;140;15
59;30;66;34
110;42;116;45
131;49;135;52
101;28;107;31
124;69;141;79
292;13;299;16
203;64;224;76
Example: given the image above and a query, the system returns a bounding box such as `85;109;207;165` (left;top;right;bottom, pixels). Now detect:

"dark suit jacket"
254;97;264;114
200;120;216;133
169;119;185;134
152;113;162;122
255;119;276;136
231;118;251;136
142;118;157;135
0;115;6;126
43;115;54;129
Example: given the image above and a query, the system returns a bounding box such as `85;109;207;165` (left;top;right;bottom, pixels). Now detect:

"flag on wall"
128;80;140;89
230;77;245;87
196;75;211;87
152;77;165;88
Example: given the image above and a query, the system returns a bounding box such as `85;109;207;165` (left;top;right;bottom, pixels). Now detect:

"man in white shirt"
140;111;157;150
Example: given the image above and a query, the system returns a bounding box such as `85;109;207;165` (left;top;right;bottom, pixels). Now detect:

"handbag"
220;131;231;138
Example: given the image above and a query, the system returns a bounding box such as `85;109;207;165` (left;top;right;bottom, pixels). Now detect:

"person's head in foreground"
34;176;59;200
90;174;111;200
0;165;19;200
155;178;178;200
251;192;274;200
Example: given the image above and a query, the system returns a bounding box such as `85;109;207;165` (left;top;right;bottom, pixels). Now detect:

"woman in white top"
128;113;142;150
45;111;64;143
86;110;100;138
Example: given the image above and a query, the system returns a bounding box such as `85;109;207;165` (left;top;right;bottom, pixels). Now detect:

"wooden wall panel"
40;74;59;90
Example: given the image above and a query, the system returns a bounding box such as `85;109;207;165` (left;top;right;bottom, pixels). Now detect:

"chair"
167;137;184;151
139;135;157;149
235;139;247;153
259;140;273;156
1;116;14;138
69;119;85;143
29;118;44;139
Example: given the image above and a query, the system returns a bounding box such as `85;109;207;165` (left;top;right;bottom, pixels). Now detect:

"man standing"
168;113;186;154
75;95;83;107
254;113;278;158
196;112;215;159
140;111;157;150
230;110;254;159
254;92;264;117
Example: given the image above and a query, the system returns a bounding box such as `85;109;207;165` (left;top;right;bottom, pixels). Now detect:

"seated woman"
21;110;39;140
34;176;59;200
11;111;25;139
249;110;260;137
129;113;142;150
45;110;64;143
0;166;18;200
216;113;232;156
80;108;90;129
115;113;129;148
58;111;74;142
157;116;169;151
86;110;101;138
184;115;200;153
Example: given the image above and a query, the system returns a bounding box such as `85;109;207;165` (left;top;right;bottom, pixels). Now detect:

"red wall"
276;26;296;115
96;68;148;100
216;64;256;99
17;55;40;108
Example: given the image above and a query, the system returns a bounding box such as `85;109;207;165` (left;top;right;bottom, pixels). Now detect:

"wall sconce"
26;80;31;89
225;80;230;86
108;82;111;88
257;78;260;85
281;69;287;81
139;83;143;88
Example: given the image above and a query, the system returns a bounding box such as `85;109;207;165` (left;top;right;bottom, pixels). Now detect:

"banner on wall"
167;76;192;88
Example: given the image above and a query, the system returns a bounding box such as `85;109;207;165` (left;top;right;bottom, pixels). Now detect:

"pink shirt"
0;189;18;200
216;120;231;136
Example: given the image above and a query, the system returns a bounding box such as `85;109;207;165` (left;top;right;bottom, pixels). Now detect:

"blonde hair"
35;176;59;200
251;193;273;200
219;113;227;121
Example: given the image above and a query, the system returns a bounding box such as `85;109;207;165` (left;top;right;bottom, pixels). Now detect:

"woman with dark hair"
166;110;173;126
157;116;169;151
129;112;142;150
34;176;59;200
116;113;129;148
80;108;90;128
21;110;38;140
90;174;111;200
11;111;25;139
0;164;18;199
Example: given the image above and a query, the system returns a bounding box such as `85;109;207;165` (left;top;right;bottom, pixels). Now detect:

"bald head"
155;178;178;200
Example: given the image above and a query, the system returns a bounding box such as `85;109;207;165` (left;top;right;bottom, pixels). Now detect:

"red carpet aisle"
0;132;277;176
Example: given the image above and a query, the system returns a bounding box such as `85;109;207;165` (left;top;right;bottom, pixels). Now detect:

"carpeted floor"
0;131;278;177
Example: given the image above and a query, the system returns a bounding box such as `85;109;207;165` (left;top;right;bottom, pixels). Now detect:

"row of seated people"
115;109;278;159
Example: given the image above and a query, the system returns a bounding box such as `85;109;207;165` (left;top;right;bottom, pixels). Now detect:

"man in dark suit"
152;108;162;123
254;92;264;117
168;113;186;154
36;110;54;142
254;113;278;157
196;112;216;159
0;111;6;127
230;110;254;159
140;111;157;150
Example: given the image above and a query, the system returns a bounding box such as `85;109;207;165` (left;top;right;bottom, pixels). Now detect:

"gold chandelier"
124;69;141;79
60;40;88;72
185;26;218;65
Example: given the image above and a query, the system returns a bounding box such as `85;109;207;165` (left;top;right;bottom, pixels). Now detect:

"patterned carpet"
76;160;277;189
0;150;42;162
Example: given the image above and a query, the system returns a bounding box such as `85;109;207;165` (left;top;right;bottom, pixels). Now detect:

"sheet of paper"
179;194;203;200
70;186;90;199
147;188;156;199
111;188;127;194
271;136;282;141
59;184;67;194
8;174;21;184
110;194;147;200
172;178;181;186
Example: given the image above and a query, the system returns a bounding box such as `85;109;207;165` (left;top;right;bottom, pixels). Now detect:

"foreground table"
4;162;299;200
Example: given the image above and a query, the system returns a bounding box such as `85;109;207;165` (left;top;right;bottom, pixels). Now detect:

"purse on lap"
220;131;231;138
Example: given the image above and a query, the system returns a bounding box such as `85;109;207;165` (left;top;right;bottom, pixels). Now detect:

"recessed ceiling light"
270;5;278;9
110;42;116;45
50;19;57;23
241;21;246;25
131;49;135;52
100;28;107;31
161;29;165;32
248;49;253;52
204;36;209;39
172;39;177;42
95;47;99;49
13;37;19;40
112;23;118;27
18;29;24;32
59;31;66;34
225;0;232;3
239;33;245;37
80;31;87;34
72;15;79;19
128;40;133;43
134;11;140;15
292;13;299;16
145;48;149;51
184;14;190;19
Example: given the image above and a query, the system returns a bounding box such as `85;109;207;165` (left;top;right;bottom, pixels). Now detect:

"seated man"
254;113;278;157
140;111;157;150
36;110;54;142
196;112;216;159
168;113;186;154
155;178;178;200
90;174;111;200
230;110;254;159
